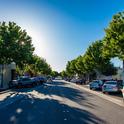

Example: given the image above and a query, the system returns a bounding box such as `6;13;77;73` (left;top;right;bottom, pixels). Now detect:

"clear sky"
0;0;124;72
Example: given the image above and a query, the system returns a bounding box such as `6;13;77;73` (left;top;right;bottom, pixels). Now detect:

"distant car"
38;76;47;84
102;81;121;93
65;78;71;82
30;77;40;85
47;77;53;82
75;79;85;85
55;76;62;80
89;80;103;90
9;80;19;88
70;78;77;83
18;76;35;88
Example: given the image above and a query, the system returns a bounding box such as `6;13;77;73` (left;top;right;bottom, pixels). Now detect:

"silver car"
89;80;103;90
102;81;121;93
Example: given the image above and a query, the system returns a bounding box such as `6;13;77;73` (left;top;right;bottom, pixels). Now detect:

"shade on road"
0;80;124;124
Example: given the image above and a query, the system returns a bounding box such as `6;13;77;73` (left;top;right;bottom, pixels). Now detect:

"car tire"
102;91;105;94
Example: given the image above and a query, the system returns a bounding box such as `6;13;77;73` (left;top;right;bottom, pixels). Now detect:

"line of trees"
0;21;52;76
62;11;124;80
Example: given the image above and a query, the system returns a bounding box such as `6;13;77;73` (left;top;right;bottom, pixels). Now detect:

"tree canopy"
103;12;124;60
63;12;124;79
0;22;34;67
0;22;52;76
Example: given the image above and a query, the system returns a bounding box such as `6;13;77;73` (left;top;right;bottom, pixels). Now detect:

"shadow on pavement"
0;81;107;124
0;95;107;124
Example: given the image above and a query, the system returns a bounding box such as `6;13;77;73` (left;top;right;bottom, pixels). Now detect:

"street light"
11;62;16;70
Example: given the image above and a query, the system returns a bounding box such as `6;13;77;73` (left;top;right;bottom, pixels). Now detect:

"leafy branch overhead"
64;11;124;78
0;22;52;75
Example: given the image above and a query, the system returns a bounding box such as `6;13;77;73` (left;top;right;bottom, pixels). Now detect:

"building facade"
0;63;16;89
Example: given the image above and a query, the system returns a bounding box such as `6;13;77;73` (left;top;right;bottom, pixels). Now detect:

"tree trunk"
122;60;124;72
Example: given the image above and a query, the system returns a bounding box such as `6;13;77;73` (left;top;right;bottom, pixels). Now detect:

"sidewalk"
0;88;11;94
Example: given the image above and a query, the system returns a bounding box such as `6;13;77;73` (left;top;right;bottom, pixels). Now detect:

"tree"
103;12;124;68
0;22;34;67
84;40;116;76
26;55;52;76
51;71;59;77
65;60;78;77
60;70;67;78
75;56;86;76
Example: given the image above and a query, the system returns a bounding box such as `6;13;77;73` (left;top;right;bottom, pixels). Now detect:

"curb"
64;81;124;107
0;89;12;94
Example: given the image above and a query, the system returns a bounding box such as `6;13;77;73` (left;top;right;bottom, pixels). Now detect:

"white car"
102;81;121;93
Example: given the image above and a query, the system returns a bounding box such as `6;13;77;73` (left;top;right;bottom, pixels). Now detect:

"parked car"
102;81;122;93
47;77;53;82
38;76;47;84
17;76;35;88
55;76;62;80
117;80;123;89
9;80;19;88
89;80;103;90
76;79;86;85
65;78;71;82
70;78;77;83
30;77;40;86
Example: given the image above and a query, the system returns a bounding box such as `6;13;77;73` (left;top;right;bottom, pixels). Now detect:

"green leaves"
0;21;52;76
64;11;124;78
0;22;34;66
103;11;124;60
65;40;117;77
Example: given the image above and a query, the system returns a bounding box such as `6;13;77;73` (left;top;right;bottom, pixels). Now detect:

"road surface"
0;80;124;124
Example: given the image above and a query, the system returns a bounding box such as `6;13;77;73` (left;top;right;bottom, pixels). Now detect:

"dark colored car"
9;80;19;88
38;76;47;84
18;76;35;88
30;77;41;86
76;79;86;85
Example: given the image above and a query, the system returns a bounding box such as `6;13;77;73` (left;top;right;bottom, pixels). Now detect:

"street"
0;80;124;124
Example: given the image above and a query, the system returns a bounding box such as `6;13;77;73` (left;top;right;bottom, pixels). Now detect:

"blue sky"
0;0;124;72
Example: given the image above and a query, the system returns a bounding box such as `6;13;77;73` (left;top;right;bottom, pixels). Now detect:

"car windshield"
105;81;117;85
93;81;99;83
21;78;30;81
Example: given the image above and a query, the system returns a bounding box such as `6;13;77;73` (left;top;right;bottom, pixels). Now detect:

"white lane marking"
10;115;16;122
16;108;23;114
64;118;67;121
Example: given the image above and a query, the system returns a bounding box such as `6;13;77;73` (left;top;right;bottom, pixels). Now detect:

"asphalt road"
0;80;124;124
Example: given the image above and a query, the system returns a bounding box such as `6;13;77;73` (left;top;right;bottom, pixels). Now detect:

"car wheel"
18;83;22;88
